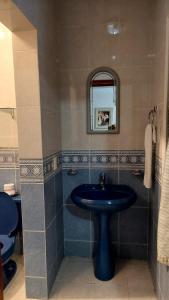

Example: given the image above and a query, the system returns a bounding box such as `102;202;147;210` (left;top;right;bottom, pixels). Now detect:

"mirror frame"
87;67;120;134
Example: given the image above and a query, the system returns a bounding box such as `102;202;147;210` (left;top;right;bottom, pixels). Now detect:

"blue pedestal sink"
71;184;136;281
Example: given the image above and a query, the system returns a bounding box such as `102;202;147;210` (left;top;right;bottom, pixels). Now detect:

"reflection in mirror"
87;67;120;134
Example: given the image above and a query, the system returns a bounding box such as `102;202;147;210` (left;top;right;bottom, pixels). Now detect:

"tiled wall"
62;150;149;259
0;1;64;298
0;149;64;299
20;153;64;299
59;0;153;151
58;0;153;263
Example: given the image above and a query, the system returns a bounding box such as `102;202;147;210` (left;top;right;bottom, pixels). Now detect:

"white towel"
152;125;157;144
144;123;156;189
158;141;169;265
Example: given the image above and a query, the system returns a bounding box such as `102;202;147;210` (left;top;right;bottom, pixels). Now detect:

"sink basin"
71;184;136;281
71;184;136;213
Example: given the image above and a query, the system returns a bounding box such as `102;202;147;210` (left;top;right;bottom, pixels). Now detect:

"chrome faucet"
99;172;106;190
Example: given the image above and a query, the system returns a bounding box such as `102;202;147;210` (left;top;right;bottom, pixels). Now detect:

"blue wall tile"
25;277;48;299
90;169;119;185
56;207;64;252
24;231;46;277
46;217;57;276
55;171;63;211
64;204;90;241
62;169;90;204
44;177;56;228
21;184;45;231
119;207;148;244
64;240;91;257
120;244;147;259
119;171;149;207
15;168;20;193
47;259;62;293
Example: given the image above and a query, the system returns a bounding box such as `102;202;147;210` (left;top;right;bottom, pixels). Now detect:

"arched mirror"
87;67;120;134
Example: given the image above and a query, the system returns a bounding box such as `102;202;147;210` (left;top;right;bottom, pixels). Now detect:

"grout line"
26;276;47;279
64;238;147;246
23;229;45;233
65;239;91;243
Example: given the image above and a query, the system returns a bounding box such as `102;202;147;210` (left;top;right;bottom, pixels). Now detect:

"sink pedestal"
94;213;115;281
71;184;137;281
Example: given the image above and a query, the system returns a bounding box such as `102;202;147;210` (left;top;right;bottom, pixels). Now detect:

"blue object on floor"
71;184;137;281
0;192;19;288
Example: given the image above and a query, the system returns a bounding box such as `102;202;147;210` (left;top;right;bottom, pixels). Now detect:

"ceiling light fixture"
107;21;122;36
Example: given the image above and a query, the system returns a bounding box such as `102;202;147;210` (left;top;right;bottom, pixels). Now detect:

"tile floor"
4;255;157;300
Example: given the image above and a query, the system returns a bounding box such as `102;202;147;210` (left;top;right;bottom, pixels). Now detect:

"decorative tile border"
43;152;61;182
61;150;145;170
61;151;90;169
0;149;146;182
0;148;19;169
118;150;145;170
20;159;44;183
20;152;61;183
90;151;119;169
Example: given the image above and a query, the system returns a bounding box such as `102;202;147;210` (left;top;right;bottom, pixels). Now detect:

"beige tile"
17;106;43;159
0;0;12;10
61;107;90;150
13;50;40;107
90;134;120;151
0;111;18;148
56;257;93;284
39;62;60;113
88;282;129;300
38;27;60;66
122;260;156;299
4;257;157;300
102;0;122;23
42;109;61;156
59;26;89;69
128;276;156;299
88;24;112;68
10;2;34;32
59;68;89;113
51;280;90;300
0;9;12;31
87;0;104;25
58;0;88;26
113;0;152;22
12;30;37;51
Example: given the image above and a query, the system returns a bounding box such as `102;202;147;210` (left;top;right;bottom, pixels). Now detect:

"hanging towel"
158;141;169;265
152;125;157;144
144;123;155;189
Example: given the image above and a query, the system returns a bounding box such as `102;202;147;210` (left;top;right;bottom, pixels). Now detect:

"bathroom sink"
71;184;136;213
71;183;136;281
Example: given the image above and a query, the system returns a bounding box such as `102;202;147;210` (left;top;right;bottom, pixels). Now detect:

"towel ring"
148;111;154;123
148;106;157;124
